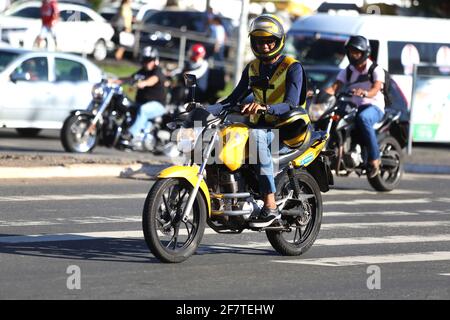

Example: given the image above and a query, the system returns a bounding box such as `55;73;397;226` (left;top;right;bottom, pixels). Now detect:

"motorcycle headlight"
91;83;104;101
308;103;328;122
176;127;203;153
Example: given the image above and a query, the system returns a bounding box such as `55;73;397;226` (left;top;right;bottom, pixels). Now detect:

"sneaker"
249;206;281;228
367;160;381;179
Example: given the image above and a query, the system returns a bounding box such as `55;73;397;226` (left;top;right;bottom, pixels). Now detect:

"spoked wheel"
368;136;403;192
142;178;206;263
267;170;322;256
60;114;97;153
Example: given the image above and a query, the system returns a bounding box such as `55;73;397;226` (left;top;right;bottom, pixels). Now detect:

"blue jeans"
356;104;384;162
128;101;166;138
250;129;291;195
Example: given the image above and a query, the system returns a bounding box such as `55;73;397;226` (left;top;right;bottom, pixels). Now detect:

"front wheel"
267;170;322;256
142;178;206;263
60;114;97;153
368;136;403;192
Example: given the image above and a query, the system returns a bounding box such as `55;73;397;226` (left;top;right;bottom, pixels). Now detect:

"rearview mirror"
184;73;197;87
10;71;30;83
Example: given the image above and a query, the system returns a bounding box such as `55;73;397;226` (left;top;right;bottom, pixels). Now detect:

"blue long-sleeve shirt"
220;55;304;116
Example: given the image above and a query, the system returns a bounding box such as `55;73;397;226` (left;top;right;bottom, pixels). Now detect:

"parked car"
137;9;237;62
0;46;104;136
0;0;114;60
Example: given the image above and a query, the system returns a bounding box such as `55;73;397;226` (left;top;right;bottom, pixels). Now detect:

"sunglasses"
255;37;277;46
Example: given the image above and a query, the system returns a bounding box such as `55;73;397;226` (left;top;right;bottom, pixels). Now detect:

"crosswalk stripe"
324;210;450;217
325;189;431;195
1;194;448;206
0;194;147;202
322;220;450;229
272;251;450;266
2;229;450;246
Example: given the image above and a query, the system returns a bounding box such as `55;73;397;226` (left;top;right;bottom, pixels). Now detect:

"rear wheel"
60;114;97;153
142;178;206;263
267;170;322;256
368;136;403;192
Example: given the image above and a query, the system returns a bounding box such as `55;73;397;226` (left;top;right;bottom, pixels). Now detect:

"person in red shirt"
35;0;59;49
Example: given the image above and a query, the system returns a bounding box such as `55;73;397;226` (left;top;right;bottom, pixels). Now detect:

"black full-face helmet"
248;14;285;61
345;35;371;66
140;46;159;64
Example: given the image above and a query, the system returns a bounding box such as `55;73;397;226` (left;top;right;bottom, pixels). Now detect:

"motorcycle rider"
169;43;210;104
113;46;167;147
324;35;385;178
207;14;306;227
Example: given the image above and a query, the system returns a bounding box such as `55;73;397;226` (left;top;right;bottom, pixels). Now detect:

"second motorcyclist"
111;46;167;147
323;35;385;178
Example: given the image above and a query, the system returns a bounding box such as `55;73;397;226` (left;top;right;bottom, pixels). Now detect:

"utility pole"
234;0;250;86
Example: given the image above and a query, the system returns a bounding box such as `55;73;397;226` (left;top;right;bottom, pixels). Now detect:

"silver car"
0;46;103;136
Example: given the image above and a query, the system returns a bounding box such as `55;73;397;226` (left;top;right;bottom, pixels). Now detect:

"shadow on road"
0;237;278;263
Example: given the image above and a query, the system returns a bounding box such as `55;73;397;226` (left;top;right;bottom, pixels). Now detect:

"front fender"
158;165;211;215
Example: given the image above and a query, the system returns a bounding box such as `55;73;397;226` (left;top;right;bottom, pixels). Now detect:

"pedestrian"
113;0;133;61
208;15;226;64
35;0;59;50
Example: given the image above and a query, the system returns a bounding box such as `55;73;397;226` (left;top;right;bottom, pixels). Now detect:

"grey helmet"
345;35;371;66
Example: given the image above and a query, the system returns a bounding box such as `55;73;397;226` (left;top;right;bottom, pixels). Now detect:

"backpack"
345;62;392;107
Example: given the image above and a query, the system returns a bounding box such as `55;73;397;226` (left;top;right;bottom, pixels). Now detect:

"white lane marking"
326;189;431;195
272;252;450;267
0;231;143;244
438;273;450;276
2;215;450;230
210;234;450;250
322;221;450;230
315;234;450;246
0;194;147;202
3;227;450;247
323;211;420;217
324;199;430;205
0;216;141;227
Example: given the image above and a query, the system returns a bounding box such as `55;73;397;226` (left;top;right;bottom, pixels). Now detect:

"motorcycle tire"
142;178;206;263
368;136;403;192
266;170;322;256
61;114;97;153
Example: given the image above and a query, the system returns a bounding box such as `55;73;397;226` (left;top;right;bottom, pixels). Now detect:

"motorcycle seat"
373;108;401;130
273;130;328;168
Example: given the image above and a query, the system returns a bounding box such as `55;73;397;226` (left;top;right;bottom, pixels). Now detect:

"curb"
0;163;448;179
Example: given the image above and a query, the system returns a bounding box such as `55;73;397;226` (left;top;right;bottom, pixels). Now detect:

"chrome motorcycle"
60;75;180;157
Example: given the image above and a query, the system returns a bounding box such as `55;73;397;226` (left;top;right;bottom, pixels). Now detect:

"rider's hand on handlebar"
241;102;267;115
352;88;368;98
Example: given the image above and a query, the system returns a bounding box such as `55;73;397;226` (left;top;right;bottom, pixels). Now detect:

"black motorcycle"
308;91;405;191
60;75;181;157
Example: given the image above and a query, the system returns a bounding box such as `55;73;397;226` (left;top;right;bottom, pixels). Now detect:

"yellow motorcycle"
142;74;334;263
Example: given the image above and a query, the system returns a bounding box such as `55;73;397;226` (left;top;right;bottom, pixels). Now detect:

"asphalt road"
1;173;449;300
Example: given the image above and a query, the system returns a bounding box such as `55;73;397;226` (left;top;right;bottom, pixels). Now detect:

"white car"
0;47;104;136
0;0;114;61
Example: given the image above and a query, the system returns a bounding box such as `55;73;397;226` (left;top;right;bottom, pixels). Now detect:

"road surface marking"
272;252;450;266
325;189;430;195
0;193;147;202
321;220;450;230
